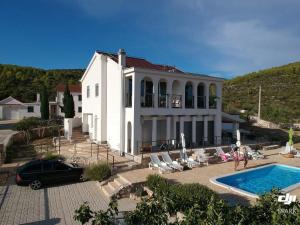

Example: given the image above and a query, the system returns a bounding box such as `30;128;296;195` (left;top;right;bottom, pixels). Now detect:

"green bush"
43;152;65;161
146;174;169;194
15;117;42;131
4;145;15;163
84;162;111;181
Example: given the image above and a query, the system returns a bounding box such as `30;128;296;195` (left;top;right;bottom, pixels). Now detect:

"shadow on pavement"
20;218;61;225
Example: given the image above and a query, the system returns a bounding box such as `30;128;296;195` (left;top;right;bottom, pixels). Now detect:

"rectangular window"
87;86;90;98
78;95;82;101
27;106;34;113
95;84;99;97
78;106;82;113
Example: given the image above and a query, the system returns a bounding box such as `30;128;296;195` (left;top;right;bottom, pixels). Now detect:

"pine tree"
40;86;49;120
63;83;75;118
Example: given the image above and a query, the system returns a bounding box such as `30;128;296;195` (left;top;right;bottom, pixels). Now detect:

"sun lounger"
245;146;264;160
215;147;233;162
161;152;183;171
149;154;173;173
179;151;200;168
194;149;209;166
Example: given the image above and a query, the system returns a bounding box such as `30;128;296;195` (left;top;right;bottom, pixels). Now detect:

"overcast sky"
1;0;300;78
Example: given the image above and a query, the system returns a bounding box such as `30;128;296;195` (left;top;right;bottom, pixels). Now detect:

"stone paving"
0;180;137;225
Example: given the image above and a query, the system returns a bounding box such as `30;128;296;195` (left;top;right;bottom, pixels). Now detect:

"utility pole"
258;85;261;119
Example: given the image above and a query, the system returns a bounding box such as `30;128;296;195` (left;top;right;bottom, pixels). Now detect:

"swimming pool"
210;164;300;198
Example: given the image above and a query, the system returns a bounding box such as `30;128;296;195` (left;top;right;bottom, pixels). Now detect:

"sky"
1;0;300;78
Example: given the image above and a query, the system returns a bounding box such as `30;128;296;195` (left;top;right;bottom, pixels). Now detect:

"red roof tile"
56;84;81;92
96;51;183;73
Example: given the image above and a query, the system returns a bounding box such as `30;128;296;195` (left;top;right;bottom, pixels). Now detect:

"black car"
16;159;85;190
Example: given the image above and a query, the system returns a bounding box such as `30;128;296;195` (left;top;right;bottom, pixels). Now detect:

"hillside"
223;62;300;124
0;64;84;102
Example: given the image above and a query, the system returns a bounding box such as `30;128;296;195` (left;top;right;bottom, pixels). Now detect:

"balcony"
209;96;217;109
197;96;206;108
158;94;168;108
141;93;154;107
185;96;194;108
170;94;182;108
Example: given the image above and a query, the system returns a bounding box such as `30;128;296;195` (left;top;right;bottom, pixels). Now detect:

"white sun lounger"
194;148;209;166
161;152;183;171
149;153;173;173
245;146;264;160
179;151;200;168
215;147;233;161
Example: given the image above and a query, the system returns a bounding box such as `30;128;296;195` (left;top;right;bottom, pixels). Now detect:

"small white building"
50;84;82;118
0;96;41;120
81;49;224;155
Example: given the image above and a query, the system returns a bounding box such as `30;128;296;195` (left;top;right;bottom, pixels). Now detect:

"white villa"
81;49;231;156
50;84;82;118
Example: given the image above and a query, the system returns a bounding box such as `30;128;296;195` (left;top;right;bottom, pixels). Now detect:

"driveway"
0;179;137;225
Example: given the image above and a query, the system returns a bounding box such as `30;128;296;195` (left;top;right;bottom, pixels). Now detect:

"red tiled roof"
96;51;183;73
56;84;81;92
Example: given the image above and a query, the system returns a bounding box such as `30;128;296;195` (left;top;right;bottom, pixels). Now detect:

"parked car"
16;159;85;190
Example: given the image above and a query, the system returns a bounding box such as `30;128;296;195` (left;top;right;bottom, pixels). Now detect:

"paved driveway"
0;180;136;225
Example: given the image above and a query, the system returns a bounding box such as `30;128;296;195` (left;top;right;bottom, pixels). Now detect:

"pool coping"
209;163;300;199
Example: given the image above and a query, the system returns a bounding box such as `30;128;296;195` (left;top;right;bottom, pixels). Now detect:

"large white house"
81;49;224;156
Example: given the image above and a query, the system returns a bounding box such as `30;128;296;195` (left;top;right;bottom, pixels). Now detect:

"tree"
40;86;49;120
63;83;75;118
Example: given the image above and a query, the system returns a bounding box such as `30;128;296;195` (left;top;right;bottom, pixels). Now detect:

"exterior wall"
1;104;40;120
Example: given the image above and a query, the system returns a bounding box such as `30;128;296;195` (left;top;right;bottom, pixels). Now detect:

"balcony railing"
125;93;132;107
170;94;182;108
197;96;206;108
185;96;194;108
209;96;217;109
158;94;168;108
141;93;154;107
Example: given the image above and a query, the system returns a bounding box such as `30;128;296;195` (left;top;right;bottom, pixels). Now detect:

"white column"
193;82;197;109
152;117;157;146
173;116;178;140
182;82;185;109
203;115;208;144
167;80;172;108
166;116;171;140
214;114;222;145
179;116;184;134
153;79;158;108
0;106;3;120
192;116;196;144
205;82;210;109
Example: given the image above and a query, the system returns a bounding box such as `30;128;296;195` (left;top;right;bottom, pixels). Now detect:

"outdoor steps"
100;175;131;198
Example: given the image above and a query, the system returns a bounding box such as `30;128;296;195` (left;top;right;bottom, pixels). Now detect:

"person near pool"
241;145;249;168
233;146;240;171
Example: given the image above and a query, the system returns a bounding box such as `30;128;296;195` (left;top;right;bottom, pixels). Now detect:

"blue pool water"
216;164;300;196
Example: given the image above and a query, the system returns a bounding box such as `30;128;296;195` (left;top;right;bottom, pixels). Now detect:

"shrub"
4;145;15;163
146;174;169;194
43;152;65;161
84;162;111;181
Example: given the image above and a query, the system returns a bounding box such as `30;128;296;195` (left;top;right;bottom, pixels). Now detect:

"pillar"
152;117;157;146
193;82;197;109
205;82;210;109
203;115;208;144
166;116;171;141
173;116;178;140
214;114;222;145
179;116;184;134
192;116;196;144
153;79;159;108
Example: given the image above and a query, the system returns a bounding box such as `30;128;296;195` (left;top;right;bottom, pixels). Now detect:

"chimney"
118;48;126;68
36;93;40;102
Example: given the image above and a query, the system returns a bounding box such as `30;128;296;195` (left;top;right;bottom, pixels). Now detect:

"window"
78;106;82;113
43;162;53;171
95;84;99;97
87;86;90;98
27;106;34;113
23;163;41;173
78;95;82;101
54;162;69;171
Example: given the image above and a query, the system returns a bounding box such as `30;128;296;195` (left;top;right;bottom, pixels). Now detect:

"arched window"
141;77;153;107
185;82;194;108
197;83;205;108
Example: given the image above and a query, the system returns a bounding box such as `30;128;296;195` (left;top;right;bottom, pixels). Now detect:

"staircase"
99;174;132;198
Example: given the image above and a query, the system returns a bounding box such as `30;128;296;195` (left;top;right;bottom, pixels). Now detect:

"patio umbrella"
289;127;294;146
236;129;241;147
180;133;187;160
